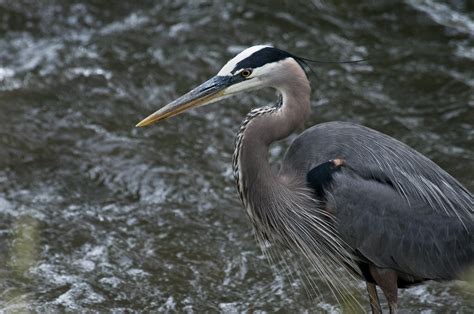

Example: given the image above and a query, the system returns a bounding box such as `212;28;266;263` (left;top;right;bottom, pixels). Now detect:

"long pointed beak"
136;76;231;127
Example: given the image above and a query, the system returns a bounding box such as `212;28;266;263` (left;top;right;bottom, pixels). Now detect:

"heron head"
136;45;306;127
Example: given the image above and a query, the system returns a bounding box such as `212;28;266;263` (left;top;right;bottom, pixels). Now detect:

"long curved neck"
231;60;359;295
233;62;311;216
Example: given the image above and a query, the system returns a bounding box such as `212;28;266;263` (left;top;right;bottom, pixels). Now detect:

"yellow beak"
136;76;231;127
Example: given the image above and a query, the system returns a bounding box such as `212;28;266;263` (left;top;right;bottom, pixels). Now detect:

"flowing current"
0;1;473;312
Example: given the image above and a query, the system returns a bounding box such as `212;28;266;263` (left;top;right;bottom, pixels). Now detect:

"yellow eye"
241;69;252;78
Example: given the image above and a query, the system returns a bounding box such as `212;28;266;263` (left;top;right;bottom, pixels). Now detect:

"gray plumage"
283;122;473;281
137;45;474;313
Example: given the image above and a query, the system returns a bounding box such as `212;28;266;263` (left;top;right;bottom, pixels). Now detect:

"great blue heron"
136;45;473;313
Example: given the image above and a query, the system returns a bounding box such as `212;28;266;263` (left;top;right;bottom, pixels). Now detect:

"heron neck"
233;71;311;211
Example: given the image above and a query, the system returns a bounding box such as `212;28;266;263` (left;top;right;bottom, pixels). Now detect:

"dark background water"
0;0;473;312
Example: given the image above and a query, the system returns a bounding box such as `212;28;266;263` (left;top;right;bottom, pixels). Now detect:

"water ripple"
0;1;472;312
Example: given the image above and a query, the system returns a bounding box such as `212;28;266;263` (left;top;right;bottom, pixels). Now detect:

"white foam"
408;0;474;34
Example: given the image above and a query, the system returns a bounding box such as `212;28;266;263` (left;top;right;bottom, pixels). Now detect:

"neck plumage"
231;62;360;298
230;60;360;300
232;62;311;223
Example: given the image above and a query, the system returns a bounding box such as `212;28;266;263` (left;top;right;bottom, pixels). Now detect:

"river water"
0;0;473;312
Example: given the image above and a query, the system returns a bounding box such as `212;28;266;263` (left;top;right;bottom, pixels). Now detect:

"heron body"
137;45;474;313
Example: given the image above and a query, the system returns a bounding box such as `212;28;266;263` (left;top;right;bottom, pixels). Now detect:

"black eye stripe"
228;74;246;84
231;47;293;74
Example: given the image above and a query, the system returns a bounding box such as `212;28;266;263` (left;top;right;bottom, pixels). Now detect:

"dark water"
0;0;473;312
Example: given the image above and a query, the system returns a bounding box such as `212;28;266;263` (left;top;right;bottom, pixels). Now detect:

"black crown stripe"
231;47;294;74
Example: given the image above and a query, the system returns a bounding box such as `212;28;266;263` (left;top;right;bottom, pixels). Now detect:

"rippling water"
0;0;473;312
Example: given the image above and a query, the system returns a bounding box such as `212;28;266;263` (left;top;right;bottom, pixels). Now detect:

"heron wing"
282;121;473;280
325;170;474;280
282;121;473;221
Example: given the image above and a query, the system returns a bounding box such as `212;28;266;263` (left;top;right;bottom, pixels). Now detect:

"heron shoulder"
281;121;473;221
281;121;378;173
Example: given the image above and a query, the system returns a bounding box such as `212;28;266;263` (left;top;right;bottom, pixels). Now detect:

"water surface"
0;0;473;312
